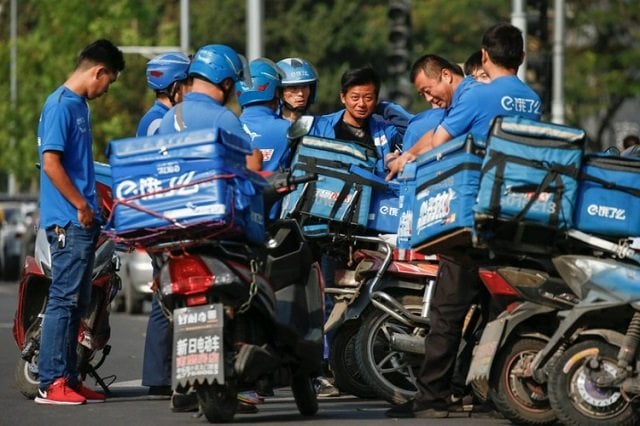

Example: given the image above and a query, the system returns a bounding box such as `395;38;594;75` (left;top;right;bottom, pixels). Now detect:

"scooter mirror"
287;115;314;141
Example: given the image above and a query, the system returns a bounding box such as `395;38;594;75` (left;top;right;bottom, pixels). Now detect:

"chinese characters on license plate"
172;304;224;388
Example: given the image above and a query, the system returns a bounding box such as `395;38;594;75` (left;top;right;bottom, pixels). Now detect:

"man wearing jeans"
35;39;124;405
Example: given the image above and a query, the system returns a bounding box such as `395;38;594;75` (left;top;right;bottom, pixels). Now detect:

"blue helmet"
189;44;245;84
146;52;191;91
276;57;319;103
235;58;283;107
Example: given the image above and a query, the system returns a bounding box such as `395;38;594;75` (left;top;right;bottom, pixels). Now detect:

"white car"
113;247;154;314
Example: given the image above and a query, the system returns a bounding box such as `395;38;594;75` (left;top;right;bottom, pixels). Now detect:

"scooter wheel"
196;383;238;423
291;373;318;416
489;337;556;425
15;358;39;399
548;339;638;426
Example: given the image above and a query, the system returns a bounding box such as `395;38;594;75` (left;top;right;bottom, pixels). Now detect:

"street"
0;280;510;426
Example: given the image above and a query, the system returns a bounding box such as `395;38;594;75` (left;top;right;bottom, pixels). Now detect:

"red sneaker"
74;382;106;403
35;378;86;405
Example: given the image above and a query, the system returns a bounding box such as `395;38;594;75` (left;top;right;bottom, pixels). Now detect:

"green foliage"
0;0;639;190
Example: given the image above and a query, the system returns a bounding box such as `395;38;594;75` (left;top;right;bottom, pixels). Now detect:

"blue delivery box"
281;135;383;228
107;128;265;244
474;116;586;229
396;133;485;253
574;153;640;238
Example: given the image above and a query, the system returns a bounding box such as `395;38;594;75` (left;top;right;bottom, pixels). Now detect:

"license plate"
172;303;224;389
466;318;506;384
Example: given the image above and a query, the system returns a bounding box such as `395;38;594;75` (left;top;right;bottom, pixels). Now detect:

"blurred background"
0;0;639;294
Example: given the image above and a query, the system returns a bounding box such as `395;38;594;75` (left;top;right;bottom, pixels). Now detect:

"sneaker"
35;378;86;405
237;390;262;405
73;382;106;403
315;377;340;397
385;399;449;419
170;391;199;413
448;394;474;412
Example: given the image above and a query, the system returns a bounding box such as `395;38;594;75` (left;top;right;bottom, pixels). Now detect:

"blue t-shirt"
137;100;169;137
38;85;97;228
158;92;249;144
239;105;291;171
440;75;542;139
403;108;446;151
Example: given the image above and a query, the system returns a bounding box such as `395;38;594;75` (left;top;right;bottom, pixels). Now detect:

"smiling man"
308;66;403;174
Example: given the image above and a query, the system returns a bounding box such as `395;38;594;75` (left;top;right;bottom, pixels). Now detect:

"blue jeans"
142;294;172;387
39;224;98;389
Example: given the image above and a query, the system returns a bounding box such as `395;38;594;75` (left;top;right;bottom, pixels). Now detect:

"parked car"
0;201;37;281
112;247;153;314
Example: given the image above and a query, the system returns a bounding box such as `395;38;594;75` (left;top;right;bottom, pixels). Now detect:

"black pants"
415;255;483;405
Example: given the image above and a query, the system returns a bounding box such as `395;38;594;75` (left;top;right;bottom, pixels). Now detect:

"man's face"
282;85;311;109
87;67;117;100
340;83;377;123
413;68;453;108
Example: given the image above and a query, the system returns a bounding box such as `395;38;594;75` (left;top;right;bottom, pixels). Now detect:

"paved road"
0;280;510;426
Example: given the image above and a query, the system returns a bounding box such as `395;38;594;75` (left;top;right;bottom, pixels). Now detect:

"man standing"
36;39;124;405
386;23;541;419
137;51;191;398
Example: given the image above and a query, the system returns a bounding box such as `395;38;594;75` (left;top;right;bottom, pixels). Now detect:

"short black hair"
623;134;640;149
463;50;483;76
340;66;381;97
410;54;463;83
481;23;524;70
77;39;125;74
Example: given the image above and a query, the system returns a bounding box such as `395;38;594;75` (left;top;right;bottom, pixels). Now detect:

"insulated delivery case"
280;135;384;228
107;128;266;245
474;116;586;229
396;133;485;254
573;153;640;238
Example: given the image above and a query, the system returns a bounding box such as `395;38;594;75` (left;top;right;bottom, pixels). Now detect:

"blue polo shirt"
239;105;291;171
38;85;97;228
440;75;542;139
158;92;250;148
403;108;446;151
137;100;169;137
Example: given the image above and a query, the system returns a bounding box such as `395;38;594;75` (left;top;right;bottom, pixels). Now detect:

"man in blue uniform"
36;39;124;405
386;23;542;419
159;44;262;171
310;66;403;174
136;52;192;398
237;58;291;172
137;52;191;137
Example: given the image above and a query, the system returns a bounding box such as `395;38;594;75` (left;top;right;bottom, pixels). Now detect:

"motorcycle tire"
489;337;556;426
15;358;39;399
15;323;42;399
291;373;318;416
196;383;238;423
354;294;424;405
328;320;377;399
547;339;638;426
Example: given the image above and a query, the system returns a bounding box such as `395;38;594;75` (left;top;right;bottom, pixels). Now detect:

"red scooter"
12;162;121;398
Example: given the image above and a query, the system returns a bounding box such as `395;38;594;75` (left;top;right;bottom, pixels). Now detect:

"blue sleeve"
374;101;414;137
440;91;482;138
40;102;71;153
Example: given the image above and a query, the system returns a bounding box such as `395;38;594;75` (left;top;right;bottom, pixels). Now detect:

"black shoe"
448;394;474;412
385;399;449;419
237;401;259;414
171;391;199;412
148;385;172;396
